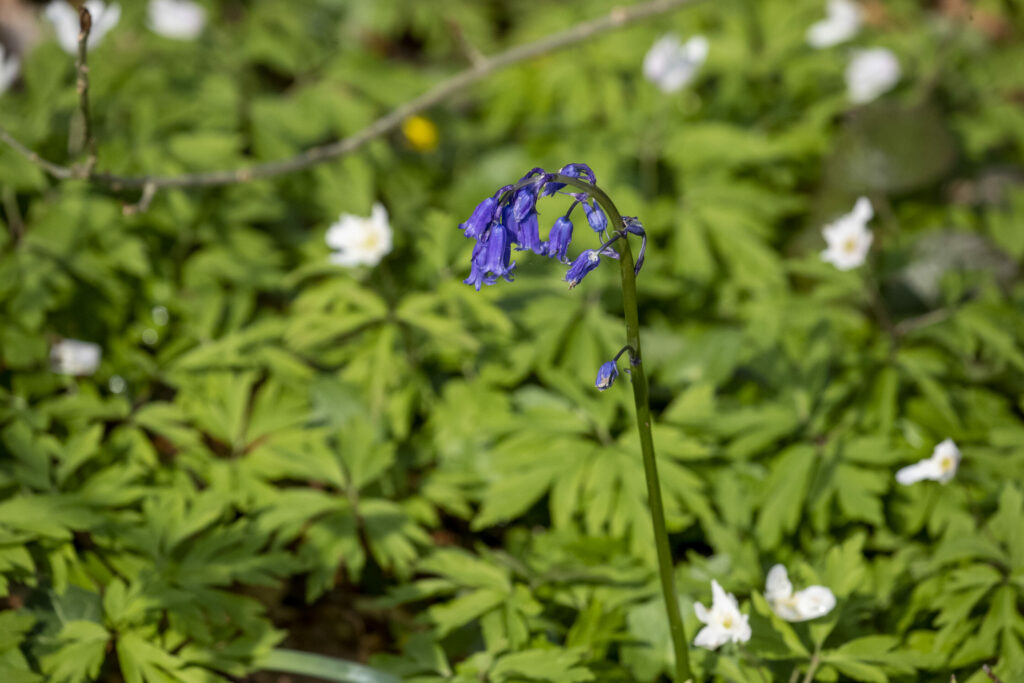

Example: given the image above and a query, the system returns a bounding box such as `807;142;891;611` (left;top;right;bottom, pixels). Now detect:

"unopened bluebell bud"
583;200;607;233
595;360;619;391
624;216;647;275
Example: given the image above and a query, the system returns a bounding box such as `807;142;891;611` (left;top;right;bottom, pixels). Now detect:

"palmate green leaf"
490;647;595;683
754;444;817;549
116;630;186;683
261;648;399;683
41;620;110;683
419;548;511;592
430;588;508;636
0;494;98;541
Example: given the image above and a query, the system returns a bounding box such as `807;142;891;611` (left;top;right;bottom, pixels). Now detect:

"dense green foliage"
2;1;1024;681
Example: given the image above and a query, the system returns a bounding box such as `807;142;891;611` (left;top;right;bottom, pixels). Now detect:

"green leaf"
260;648;400;683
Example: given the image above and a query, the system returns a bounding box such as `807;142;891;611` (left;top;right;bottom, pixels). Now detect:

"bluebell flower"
565;249;601;289
512;186;538;222
463;238;494;291
482;221;516;281
460;196;498;240
595;360;619;390
501;204;521;247
517;210;545;255
547;215;573;262
583;200;607;234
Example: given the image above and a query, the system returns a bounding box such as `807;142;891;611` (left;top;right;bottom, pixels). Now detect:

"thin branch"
0;127;77;179
983;664;1005;683
2;186;24;243
446;19;486;68
121;182;157;216
894;307;952;336
71;5;97;169
0;0;705;192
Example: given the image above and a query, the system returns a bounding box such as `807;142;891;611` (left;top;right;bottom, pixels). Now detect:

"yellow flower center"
361;231;380;252
402;115;439;152
722;616;733;629
940;455;954;472
842;236;859;254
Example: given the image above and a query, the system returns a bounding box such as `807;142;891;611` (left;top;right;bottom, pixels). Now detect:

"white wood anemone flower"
45;1;121;55
148;0;206;40
50;339;102;376
846;47;901;104
693;579;752;650
765;565;836;622
896;438;961;485
325;203;393;268
820;196;873;271
0;45;19;96
642;33;709;93
807;0;863;49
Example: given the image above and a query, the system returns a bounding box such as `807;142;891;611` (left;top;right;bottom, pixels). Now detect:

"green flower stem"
553;175;694;683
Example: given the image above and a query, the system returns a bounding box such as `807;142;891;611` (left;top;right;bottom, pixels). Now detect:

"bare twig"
2;186;24;243
0;127;76;179
121;182;157;216
983;664;1005;683
0;0;705;193
894;307;952;336
446;19;486;68
71;5;97;169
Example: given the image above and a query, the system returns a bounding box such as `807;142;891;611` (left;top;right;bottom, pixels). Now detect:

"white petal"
771;598;804;622
852;196;874;222
895;458;942;485
730;613;752;643
45;1;81;55
50;339;102;376
89;1;121;40
0;49;19;96
683;35;710;64
643;33;706;93
793;586;836;620
710;579;733;611
643;35;680;82
846;48;901;104
148;0;206;40
765;565;793;603
694;624;730;650
930;438;961;483
806;0;862;49
693;600;710;624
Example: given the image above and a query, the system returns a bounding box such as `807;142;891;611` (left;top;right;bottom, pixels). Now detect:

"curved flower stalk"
457;165;693;682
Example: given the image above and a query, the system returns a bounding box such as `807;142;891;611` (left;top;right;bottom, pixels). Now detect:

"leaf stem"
552;174;694;683
801;645;822;683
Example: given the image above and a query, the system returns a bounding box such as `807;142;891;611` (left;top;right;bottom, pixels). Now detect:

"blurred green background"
2;0;1024;681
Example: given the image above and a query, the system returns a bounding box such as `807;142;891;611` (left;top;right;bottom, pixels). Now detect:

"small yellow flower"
402;115;439;152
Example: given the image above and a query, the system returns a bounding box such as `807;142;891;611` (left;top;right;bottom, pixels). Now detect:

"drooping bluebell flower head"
595;360;619;390
565;250;601;289
457;163;644;291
